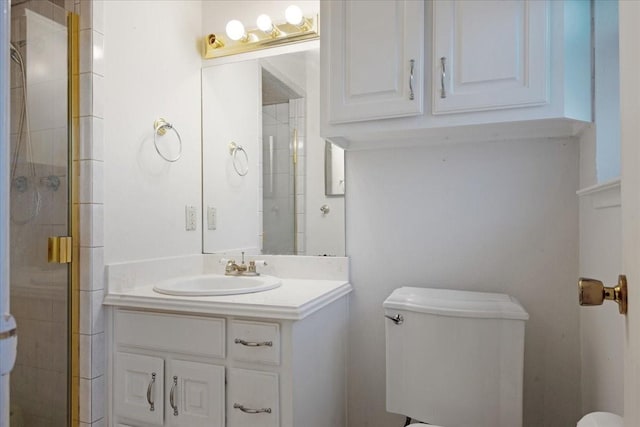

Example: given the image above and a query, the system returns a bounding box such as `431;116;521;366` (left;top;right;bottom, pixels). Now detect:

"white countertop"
104;278;352;320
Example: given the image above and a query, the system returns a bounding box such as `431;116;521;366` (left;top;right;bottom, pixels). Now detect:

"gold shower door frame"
67;12;80;427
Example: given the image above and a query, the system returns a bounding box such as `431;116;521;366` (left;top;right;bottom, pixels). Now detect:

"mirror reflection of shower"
9;40;41;224
261;68;305;255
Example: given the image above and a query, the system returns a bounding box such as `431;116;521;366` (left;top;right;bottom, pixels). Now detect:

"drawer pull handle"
170;376;178;416
234;403;272;414
440;56;447;99
146;372;156;411
409;59;415;100
235;338;273;347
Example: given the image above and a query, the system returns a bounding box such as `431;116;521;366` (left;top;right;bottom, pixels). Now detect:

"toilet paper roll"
577;412;623;427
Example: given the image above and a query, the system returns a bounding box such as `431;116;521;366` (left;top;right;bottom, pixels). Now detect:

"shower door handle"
48;236;72;263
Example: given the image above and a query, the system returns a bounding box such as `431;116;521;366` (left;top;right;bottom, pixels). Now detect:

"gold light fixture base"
203;15;319;59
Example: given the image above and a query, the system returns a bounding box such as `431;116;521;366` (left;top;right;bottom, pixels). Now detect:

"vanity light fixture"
203;5;319;59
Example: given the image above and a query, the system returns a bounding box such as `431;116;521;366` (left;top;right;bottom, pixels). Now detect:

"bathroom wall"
103;0;203;264
346;138;581;427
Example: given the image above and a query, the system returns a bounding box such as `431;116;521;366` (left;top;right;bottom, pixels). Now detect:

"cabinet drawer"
227;368;279;427
115;310;225;358
230;320;280;365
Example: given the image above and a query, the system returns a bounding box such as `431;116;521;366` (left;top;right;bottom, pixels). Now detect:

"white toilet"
577;412;623;427
384;287;529;427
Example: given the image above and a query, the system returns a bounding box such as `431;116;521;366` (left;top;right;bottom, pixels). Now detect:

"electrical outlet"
185;205;197;231
207;206;217;230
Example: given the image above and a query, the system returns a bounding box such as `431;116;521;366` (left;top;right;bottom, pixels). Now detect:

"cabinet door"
228;368;279;427
432;0;549;114
114;352;164;426
326;0;424;123
168;360;225;427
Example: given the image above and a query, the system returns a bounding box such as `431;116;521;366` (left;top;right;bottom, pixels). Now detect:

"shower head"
9;42;23;66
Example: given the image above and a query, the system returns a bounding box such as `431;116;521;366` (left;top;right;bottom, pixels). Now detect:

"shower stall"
7;1;79;425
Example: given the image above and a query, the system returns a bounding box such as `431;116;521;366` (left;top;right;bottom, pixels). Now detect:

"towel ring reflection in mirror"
229;142;249;176
153;118;182;162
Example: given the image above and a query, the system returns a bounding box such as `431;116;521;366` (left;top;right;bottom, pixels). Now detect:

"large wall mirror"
202;44;345;256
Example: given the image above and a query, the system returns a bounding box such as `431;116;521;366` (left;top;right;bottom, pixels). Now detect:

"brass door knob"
578;275;628;315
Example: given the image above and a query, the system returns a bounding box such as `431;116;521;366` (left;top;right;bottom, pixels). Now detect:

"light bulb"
226;20;246;41
285;5;304;26
256;14;274;33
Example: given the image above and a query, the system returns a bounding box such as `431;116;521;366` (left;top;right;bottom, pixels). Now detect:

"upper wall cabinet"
320;0;592;149
432;0;548;114
326;0;424;123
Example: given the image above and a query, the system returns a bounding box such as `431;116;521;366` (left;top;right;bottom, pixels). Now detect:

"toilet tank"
384;287;529;427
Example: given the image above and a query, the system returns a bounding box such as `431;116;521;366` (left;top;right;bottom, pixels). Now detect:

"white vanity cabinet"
112;311;226;427
108;296;349;427
324;0;424;123
320;0;591;148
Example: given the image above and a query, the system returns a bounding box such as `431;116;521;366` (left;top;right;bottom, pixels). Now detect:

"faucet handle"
247;260;267;274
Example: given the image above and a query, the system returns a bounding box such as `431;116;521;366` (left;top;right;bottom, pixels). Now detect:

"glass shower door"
9;2;71;425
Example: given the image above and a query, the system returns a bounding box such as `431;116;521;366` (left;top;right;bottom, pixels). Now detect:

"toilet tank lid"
383;287;529;320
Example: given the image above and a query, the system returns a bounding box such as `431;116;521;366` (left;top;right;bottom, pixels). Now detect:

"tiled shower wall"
77;0;105;426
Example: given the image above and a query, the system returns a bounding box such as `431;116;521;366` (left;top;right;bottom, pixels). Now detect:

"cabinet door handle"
409;59;415;100
146;372;156;411
234;338;273;347
440;56;447;99
170;376;178;416
233;403;272;414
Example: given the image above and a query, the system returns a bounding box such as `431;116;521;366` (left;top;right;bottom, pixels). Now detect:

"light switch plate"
207;206;217;230
185;205;197;231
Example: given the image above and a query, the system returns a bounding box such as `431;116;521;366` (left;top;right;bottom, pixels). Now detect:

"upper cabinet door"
326;0;424;124
433;0;549;114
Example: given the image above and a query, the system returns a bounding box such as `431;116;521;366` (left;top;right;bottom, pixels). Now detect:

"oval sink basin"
153;274;281;296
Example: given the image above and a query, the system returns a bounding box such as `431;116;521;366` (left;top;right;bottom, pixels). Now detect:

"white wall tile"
80;203;104;247
79;377;91;422
92;30;105;76
80;246;104;291
92;74;104;118
79;160;104;204
91;375;106;421
79;73;92;117
79;29;92;74
80;116;104;161
91;332;106;378
79;333;91;378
